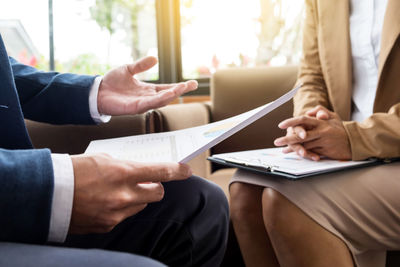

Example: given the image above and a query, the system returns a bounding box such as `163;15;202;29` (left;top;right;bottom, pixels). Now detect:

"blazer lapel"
374;0;400;112
318;0;352;120
378;0;400;76
0;35;33;149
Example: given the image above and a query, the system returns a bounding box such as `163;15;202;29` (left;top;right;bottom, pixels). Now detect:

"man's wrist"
48;154;74;243
89;76;111;123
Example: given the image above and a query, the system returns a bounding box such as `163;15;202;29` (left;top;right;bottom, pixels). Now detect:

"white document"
211;147;376;176
85;85;300;163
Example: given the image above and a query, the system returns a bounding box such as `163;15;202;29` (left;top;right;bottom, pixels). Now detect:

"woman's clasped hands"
274;105;352;161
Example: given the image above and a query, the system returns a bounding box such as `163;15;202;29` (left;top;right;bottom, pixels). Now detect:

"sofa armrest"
154;103;210;131
26;114;152;155
153;103;211;178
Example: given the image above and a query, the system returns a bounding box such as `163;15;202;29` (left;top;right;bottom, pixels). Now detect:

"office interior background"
0;0;303;99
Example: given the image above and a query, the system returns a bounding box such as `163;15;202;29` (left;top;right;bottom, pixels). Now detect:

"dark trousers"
0;176;229;267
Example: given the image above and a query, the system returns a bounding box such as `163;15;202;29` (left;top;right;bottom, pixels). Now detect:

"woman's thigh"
231;162;400;267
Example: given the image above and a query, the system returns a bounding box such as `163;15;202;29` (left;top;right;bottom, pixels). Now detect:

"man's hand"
97;56;198;115
69;154;192;234
274;105;352;160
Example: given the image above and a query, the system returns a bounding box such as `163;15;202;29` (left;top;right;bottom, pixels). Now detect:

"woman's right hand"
276;105;332;161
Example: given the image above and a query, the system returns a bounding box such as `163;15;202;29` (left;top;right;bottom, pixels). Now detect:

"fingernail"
299;132;306;139
300;150;305;157
312;156;319;161
190;80;198;87
274;140;282;146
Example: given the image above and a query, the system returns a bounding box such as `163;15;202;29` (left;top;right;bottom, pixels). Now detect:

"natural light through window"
53;0;158;80
0;0;49;70
1;0;304;85
1;0;158;80
180;0;304;79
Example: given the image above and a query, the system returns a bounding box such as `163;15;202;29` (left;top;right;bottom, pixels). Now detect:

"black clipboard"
208;156;386;180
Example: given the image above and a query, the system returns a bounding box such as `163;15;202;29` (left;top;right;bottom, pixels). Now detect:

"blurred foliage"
90;0;146;62
182;0;194;9
42;0;301;79
256;0;303;65
180;0;194;27
56;53;111;75
90;0;115;35
35;55;50;71
35;53;110;75
181;0;303;78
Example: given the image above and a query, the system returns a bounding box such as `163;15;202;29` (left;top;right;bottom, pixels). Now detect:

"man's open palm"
97;56;198;115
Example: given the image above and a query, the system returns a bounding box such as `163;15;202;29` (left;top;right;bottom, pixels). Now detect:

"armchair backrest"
210;66;298;155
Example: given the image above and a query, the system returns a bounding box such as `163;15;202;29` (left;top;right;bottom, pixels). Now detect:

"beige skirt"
231;162;400;267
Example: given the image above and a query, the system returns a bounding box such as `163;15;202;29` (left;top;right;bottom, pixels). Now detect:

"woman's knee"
262;187;299;231
229;182;264;222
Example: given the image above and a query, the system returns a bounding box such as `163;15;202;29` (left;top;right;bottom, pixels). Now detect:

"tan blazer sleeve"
293;0;331;117
295;0;400;160
343;104;400;160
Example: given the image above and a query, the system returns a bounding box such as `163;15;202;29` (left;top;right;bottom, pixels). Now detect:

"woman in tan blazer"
230;1;400;267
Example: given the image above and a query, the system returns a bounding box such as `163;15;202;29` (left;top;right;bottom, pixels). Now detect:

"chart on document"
86;134;178;162
85;120;243;163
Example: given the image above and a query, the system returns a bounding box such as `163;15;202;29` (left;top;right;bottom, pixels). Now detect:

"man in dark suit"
0;34;229;267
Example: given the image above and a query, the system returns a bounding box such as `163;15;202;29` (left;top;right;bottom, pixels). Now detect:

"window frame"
47;0;210;95
155;0;210;95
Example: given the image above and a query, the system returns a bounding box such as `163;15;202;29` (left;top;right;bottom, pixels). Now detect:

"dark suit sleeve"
10;57;97;125
0;148;54;244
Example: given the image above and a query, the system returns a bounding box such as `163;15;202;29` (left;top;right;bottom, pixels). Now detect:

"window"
1;0;304;95
53;0;158;80
180;0;304;80
0;0;49;70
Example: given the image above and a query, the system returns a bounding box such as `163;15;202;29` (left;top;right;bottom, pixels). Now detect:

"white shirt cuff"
89;76;111;123
48;154;74;243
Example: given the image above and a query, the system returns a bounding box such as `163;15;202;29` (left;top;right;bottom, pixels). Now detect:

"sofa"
26;66;400;266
